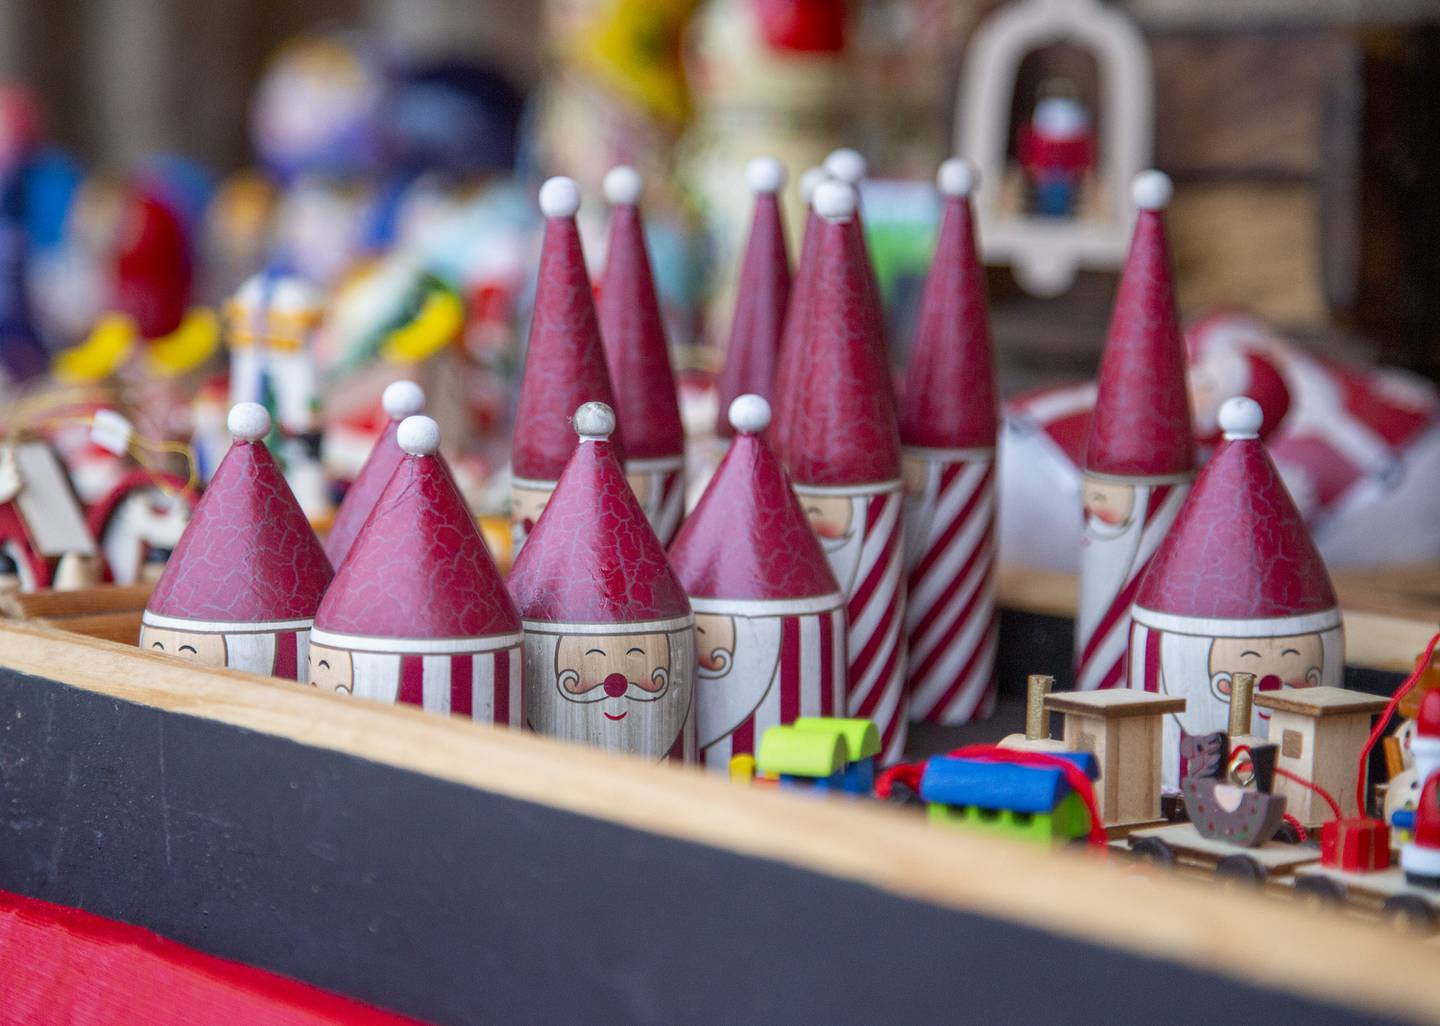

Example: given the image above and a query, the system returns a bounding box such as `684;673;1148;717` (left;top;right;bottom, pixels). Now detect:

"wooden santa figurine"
509;401;696;762
1075;170;1194;692
597;166;686;545
324;379;425;567
779;179;909;763
309;415;524;725
713;157;790;436
1129;396;1344;788
670;394;846;774
770;165;826;452
140;403;333;679
899;159;999;725
511;176;620;555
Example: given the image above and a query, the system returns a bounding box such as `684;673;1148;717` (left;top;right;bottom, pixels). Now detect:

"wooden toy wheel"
1129;836;1175;866
1215;855;1267;885
1382;895;1437;934
1293;875;1346;907
1272;820;1304;845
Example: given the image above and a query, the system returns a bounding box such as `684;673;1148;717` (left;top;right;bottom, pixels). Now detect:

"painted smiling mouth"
604;711;628;721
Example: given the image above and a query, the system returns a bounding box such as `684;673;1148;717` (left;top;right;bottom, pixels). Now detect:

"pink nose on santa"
603;672;629;698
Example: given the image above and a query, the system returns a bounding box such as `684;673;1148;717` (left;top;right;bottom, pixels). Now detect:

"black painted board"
0;669;1411;1026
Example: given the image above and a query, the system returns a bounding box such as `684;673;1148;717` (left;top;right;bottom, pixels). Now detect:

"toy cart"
1292;863;1440;933
1127;821;1321;885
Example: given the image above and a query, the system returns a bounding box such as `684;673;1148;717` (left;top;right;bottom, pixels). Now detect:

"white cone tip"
746;156;786;195
813;180;856;223
937;158;979;198
574;401;616;440
539;176;581;219
228;402;271;442
603;165;643;206
1219;396;1263;440
1132;169;1173;211
397;415;441;456
799;167;828;206
824;147;867;185
728;394;772;435
382;380;426;419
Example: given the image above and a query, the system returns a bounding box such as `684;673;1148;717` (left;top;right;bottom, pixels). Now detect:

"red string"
1282;813;1308;843
877;744;1107;848
1232;745;1342;824
1353;630;1440;818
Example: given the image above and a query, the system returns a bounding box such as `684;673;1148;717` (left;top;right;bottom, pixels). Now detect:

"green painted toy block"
926;792;1091;845
792;717;880;762
757;725;846;779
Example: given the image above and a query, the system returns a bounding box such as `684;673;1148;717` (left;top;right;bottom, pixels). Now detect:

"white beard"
819;497;867;594
697;615;783;750
903;466;941;570
1076;490;1149;645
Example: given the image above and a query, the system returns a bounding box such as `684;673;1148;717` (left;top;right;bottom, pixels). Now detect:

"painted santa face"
1081;477;1136;535
802;493;865;591
307;642;354;694
695;613;737;677
902;456;930;499
694;613;784;751
1208;633;1324;719
556;632;672;709
140;625;228;667
510;483;553;548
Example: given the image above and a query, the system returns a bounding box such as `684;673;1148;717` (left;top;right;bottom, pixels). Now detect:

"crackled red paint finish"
715;194;790;437
1135;435;1337;619
509;437;690;623
782;216;901;487
513;215;621;481
899;193;997;450
1084;209;1194;478
147;440;332;621
598;204;683;462
770;208;818;454
324;417;403;568
669;429;837;600
316;451;519;638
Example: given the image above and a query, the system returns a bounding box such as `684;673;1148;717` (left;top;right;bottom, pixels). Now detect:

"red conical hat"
671;395;838;601
314;416;519;641
715;157;791;437
825;148;886;357
324;380;426;567
509;402;690;624
146;403;332;623
781;181;901;487
597;166;683;461
899;159;997;450
1084;171;1194;479
770;166;826;454
513;176;622;482
1133;398;1338;629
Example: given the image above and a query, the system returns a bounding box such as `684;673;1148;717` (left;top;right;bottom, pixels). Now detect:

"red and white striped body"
694;595;847;773
797;480;908;762
902;447;997;723
1074;475;1189;691
306;629;525;727
626;456;686;547
139;612;313;681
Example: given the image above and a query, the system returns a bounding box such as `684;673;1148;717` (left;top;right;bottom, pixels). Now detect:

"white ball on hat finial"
824;147;867;185
228;402;271;442
539;176;581;219
728;394;772;435
574;401;616;441
746;156;786;195
382;380;426;420
603;165;643;206
799;166;828;205
813;180;856;223
398;415;441;456
937;158;979;198
1219;396;1264;440
1132;169;1173;211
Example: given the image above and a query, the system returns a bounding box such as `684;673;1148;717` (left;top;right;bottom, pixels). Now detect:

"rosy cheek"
811;519;844;540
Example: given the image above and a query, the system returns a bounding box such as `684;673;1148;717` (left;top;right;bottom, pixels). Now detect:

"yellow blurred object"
380;289;464;365
729;753;756;784
54;314;138;383
574;0;700;126
478;515;513;575
145;308;221;378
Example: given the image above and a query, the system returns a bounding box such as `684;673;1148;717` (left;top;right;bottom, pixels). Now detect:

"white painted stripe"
1082;469;1195;486
1075;611;1131;691
908;481;992;616
850;494;901;609
625;455;685;474
142;611;312;633
511;650;524;727
510;477;558;490
794;479;904;498
910;576;996;713
469;652;491;723
1127;622;1150;690
851;590;904;715
846;523;903;656
831;607;848;714
689;593;846;617
654;471;685;543
422;655;451;714
309;629;525;655
908;535;992;664
902;445;996;462
522;615;694;635
1130;605;1342;637
799;614;822;717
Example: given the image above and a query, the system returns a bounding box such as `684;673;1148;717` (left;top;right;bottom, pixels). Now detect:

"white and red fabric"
1075;171;1194;692
778;180;908;764
670;395;845;773
899;159;999;725
1128;397;1344;788
140;404;333;681
310;416;522;726
511;177;621;555
597;167;686;545
509;402;696;763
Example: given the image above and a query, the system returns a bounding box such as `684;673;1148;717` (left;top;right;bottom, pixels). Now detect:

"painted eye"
1281;648;1299;657
178;645;197;654
1241;650;1261;659
585;648;606;657
319;659;330;670
150;641;165;651
627;647;644;656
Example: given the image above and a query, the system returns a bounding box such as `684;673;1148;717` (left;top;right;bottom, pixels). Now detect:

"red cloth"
0;889;420;1025
1016;124;1094;177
